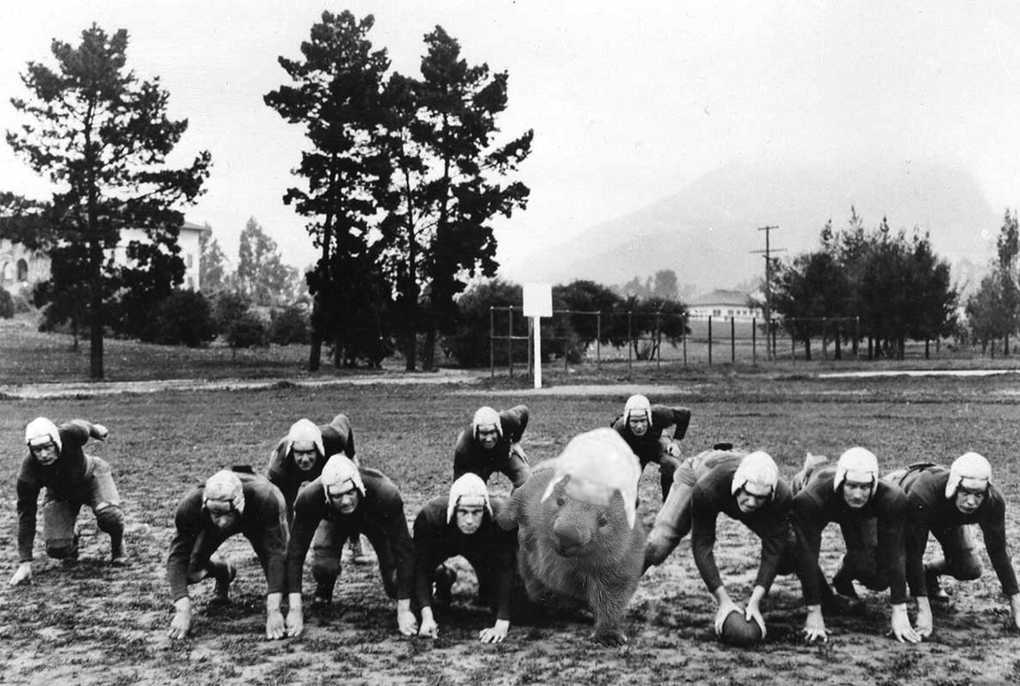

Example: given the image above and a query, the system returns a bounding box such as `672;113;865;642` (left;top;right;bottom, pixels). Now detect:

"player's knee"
46;538;78;559
381;567;399;599
952;557;983;581
311;552;341;580
94;502;124;532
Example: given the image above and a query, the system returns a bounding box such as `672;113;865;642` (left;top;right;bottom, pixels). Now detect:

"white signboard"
522;283;552;317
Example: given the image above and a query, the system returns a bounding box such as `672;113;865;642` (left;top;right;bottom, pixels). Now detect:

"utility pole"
751;225;785;360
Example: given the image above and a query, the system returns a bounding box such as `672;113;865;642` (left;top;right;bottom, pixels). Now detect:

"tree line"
0;11;530;378
770;208;958;360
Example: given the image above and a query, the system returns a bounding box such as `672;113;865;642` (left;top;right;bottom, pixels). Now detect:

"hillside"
502;157;1002;292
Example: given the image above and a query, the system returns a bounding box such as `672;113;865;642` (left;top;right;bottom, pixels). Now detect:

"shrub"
226;310;268;349
212;290;251;335
151;290;217;347
0;287;13;319
268;306;309;345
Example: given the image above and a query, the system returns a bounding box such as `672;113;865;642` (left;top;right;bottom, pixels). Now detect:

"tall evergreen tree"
198;223;229;292
2;25;210;378
264;10;392;370
381;26;532;370
236;217;296;307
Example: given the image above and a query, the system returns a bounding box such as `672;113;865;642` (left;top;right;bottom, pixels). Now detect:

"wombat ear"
541;474;568;503
611;488;636;529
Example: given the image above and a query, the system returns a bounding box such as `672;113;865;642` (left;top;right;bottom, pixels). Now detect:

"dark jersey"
266;414;356;516
691;460;794;594
286;467;414;599
166;471;289;601
412;496;517;620
16;422;97;562
610;405;691;468
792;466;910;604
453;405;530;487
897;465;1018;598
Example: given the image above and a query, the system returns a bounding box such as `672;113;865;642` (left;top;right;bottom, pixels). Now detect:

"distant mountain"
505;158;1001;293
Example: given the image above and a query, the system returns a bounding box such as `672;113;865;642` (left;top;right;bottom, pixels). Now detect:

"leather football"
719;609;764;647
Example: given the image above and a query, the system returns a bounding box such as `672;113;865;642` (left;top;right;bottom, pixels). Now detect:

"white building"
687;289;762;321
0;220;208;293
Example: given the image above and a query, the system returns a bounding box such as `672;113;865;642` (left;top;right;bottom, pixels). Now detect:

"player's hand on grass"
9;561;32;586
479;619;509;643
396;600;418;636
418;614;439;638
914;597;933;638
266;608;285;640
890;603;920;643
802;604;827;643
1008;593;1020;631
285;607;303;638
168;598;192;639
91;423;109;440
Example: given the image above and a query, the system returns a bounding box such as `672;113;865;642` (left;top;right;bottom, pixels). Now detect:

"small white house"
1;220;209;293
687;289;762;321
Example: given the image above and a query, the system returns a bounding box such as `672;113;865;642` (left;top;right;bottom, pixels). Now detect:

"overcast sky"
2;1;1020;278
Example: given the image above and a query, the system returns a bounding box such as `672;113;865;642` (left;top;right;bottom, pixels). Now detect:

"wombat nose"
553;522;590;555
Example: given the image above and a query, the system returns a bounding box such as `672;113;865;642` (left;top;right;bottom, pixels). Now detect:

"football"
718;609;764;647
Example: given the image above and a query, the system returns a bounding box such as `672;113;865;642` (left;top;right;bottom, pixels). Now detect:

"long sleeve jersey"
16;421;98;562
452;405;530;487
266;414;356;516
898;465;1019;598
166;471;289;601
412;496;517;620
792;466;910;604
610;405;692;468
285;467;414;599
691;461;794;595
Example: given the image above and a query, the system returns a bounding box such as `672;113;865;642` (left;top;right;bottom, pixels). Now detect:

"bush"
268;306;309;345
212;290;251;335
0;287;13;319
226;310;268;349
12;292;32;314
151;290;217;347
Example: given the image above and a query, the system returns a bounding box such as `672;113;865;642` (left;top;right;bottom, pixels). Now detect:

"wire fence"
487;306;979;377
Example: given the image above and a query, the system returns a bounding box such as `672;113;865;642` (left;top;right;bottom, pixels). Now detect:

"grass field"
2;371;1020;685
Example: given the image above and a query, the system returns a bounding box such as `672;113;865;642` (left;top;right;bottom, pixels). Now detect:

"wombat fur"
499;429;646;645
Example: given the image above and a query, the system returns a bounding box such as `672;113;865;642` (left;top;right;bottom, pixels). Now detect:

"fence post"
682;325;688;368
855;316;861;360
771;318;777;360
596;311;602;369
752;317;757;365
627;311;633;377
508;306;513;378
490;306;495;379
708;315;713;366
730;316;736;363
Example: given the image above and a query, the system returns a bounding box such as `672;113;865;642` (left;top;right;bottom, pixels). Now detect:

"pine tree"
2;25;210;378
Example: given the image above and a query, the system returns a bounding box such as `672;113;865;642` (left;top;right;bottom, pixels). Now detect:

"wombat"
499;428;646;645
